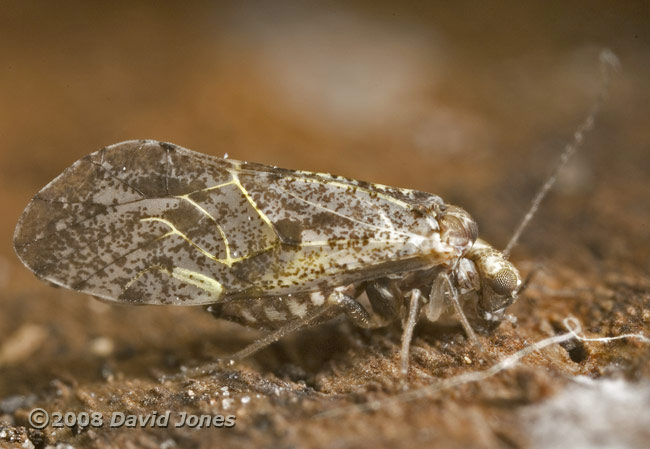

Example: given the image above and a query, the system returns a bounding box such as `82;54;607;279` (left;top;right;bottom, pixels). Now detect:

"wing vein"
275;185;415;240
88;159;147;199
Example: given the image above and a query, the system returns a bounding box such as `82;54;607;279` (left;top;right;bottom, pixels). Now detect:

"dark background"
1;1;648;448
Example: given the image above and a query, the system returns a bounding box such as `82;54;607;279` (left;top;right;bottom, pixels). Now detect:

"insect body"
14;140;520;374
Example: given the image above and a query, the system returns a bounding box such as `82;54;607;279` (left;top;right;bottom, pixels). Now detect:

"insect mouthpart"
477;290;518;325
463;240;522;329
479;264;521;321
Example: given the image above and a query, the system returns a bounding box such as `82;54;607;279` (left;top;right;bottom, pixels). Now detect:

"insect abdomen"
207;292;336;330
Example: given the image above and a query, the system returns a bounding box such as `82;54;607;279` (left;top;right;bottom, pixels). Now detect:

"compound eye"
489;268;519;296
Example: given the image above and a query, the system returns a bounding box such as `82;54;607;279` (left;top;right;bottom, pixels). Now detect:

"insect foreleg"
431;272;482;350
425;274;447;322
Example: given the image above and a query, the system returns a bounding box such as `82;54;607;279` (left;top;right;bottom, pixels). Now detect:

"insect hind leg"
231;289;385;362
178;297;336;379
227;304;334;361
365;278;402;326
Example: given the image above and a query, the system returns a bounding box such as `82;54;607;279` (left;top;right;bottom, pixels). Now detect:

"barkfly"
13;50;618;378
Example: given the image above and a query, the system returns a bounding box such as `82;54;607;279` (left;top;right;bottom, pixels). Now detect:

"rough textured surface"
1;2;649;448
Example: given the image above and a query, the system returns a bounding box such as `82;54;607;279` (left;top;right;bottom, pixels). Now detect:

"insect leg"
330;291;376;329
227;303;334;360
179;302;335;379
433;272;482;350
425;274;447;322
365;278;401;325
399;288;422;377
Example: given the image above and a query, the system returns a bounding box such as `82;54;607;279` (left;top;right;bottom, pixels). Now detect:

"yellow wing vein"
175;195;234;260
124;265;223;300
229;172;280;241
139;217;276;267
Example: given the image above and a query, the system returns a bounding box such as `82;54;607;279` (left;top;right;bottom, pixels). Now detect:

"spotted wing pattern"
14;140;455;305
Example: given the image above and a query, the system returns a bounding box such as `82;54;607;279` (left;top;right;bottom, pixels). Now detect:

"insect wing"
14;140;454;305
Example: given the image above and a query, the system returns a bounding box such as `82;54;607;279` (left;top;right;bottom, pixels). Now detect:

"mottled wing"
14;140;455;305
228;161;453;297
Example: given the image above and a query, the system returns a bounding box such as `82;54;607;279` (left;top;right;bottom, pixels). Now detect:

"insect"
13;140;519;373
13;51;616;377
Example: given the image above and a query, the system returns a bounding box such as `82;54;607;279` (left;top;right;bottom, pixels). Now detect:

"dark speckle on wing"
14;140;460;306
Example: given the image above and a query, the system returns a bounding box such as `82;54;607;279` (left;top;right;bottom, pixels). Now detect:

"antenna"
503;49;620;259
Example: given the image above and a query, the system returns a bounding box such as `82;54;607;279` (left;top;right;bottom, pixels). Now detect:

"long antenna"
503;49;620;258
